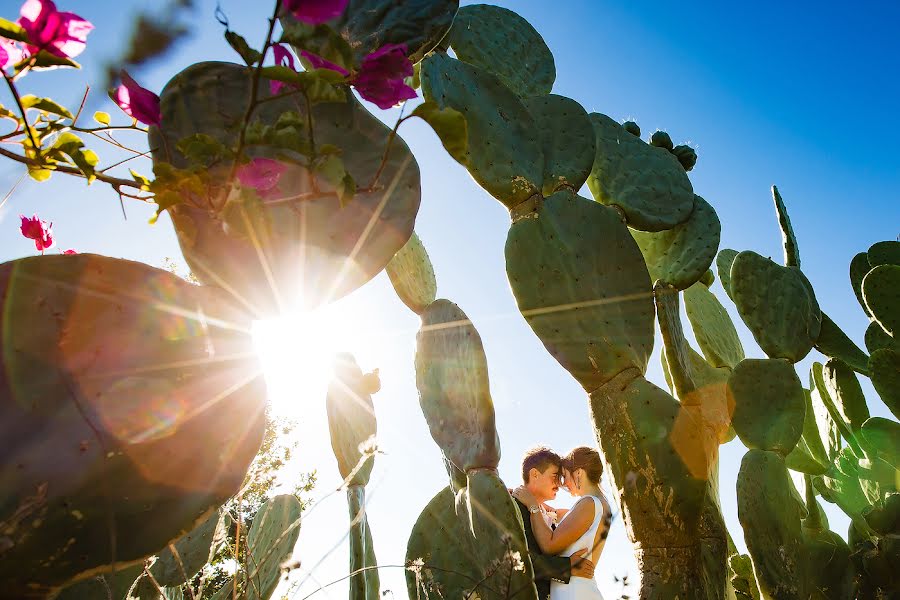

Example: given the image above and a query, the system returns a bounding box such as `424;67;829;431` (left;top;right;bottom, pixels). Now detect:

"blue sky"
1;1;898;598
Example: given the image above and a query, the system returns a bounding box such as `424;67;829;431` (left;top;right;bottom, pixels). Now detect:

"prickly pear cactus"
150;509;230;587
327;353;379;486
149;61;421;314
683;281;745;370
505;190;655;391
348;487;380;600
414;299;500;471
0;254;266;598
801;477;855;600
522;94;595;196
737;450;807;600
727;358;805;455
815;313;870;375
862;265;899;336
245;495;302;600
446;3;555;98
385;231;437;314
587;113;694;232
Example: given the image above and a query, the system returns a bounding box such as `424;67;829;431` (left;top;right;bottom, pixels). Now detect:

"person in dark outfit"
513;446;595;600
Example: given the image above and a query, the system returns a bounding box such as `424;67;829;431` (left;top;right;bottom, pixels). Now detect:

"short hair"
521;446;562;483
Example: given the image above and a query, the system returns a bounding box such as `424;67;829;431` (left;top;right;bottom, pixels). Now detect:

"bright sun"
250;293;379;419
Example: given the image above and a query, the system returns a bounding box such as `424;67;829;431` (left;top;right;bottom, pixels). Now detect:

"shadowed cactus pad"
849;252;872;317
630;194;721;290
683;281;744;369
150;509;230;587
0;254;266;597
737;450;806;600
420;53;542;208
587;113;694;232
730;250;821;362
822;358;870;433
505;191;655;391
716;248;739;299
868;349;900;419
284;0;460;63
866;240;900;267
149;61;420;314
446;4;555;97
522;94;595;196
385;231;437;314
326;353;379;486
862;264;900;335
815;313;870;375
727;358;805;454
245;495;302;600
348;487;380;599
415;299;500;471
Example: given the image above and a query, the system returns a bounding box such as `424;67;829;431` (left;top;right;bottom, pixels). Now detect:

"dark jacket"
515;498;571;599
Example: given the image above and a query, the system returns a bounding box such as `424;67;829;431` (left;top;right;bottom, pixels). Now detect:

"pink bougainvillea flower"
298;49;349;77
62;248;77;254
19;214;54;252
284;0;348;25
17;0;93;59
353;43;417;109
237;158;288;199
270;44;298;95
0;39;24;70
114;71;161;126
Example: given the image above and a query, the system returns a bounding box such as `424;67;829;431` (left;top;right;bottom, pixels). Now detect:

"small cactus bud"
622;120;641;137
672;144;698;171
650;130;674;150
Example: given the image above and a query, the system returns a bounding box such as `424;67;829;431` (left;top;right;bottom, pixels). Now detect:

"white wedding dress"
549;495;607;600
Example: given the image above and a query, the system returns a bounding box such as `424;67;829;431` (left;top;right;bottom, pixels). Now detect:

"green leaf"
260;65;306;86
93;111;110;126
19;95;74;120
225;30;262;66
175;133;234;166
0;17;27;42
316;154;355;207
0;104;19;121
20;50;80;71
280;21;354;73
412;101;468;165
27;163;53;182
129;169;151;190
50;132;97;183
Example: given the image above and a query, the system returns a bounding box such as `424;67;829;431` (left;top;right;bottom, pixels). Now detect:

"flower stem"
3;73;40;157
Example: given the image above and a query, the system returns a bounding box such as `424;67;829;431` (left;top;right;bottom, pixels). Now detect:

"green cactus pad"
683;281;745;369
822;358;870;433
348;487;380;599
655;284;694;401
867;240;900;267
802;508;854;600
728;553;761;600
815;312;870;375
716;248;739;299
811;362;863;457
730;250;822;362
849;251;872;317
150;509;228;586
466;470;538;598
327;353;378;486
808;385;841;463
587;113;694;232
863;493;900;535
865;321;897;354
699;269;715;287
814;448;870;520
443;453;467;493
589;373;709;538
727;358;805;454
385;231;437;314
784;389;829;476
405;487;481;599
245;495;302;600
859;418;900;468
415;299;500;471
420;53;543;208
0;254;265;597
522;94;595;196
150;62;420;314
54;564;143;600
737;450;806;600
505;191;655;391
862;264;900;335
446;4;555;97
771;185;800;268
869;349;900;420
631;195;721;290
284;0;459;63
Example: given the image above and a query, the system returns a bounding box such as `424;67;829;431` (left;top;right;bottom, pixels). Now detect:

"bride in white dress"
514;446;612;600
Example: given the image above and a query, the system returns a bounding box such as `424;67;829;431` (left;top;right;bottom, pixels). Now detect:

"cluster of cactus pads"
4;1;898;599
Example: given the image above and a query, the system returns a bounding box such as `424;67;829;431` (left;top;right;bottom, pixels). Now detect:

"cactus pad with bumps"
522;94;595;196
386;231;437;314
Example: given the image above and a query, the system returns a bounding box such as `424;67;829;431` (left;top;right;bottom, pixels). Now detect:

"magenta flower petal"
237;158;288;193
19;214;54;252
270;44;298;95
62;248;77;254
0;40;24;69
353;44;417;109
18;0;93;59
298;50;350;77
114;71;161;126
284;0;348;25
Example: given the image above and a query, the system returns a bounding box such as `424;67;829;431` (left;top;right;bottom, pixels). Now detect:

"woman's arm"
513;492;595;555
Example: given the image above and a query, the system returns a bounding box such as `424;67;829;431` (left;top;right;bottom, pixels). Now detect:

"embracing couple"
511;446;612;600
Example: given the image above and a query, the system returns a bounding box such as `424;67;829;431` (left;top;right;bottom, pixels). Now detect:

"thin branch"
3;73;39;154
0;145;146;191
72;85;90;126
